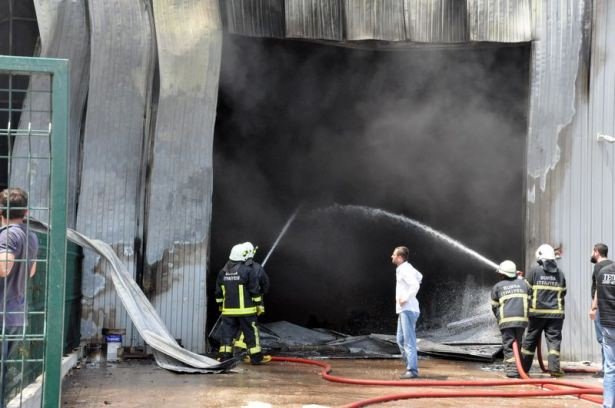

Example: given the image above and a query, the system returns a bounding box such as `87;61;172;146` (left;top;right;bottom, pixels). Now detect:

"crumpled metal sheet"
145;0;222;353
223;0;533;42
29;219;236;373
526;0;587;192
75;0;154;348
11;0;90;227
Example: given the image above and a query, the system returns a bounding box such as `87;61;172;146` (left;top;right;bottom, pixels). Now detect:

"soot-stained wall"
210;35;530;335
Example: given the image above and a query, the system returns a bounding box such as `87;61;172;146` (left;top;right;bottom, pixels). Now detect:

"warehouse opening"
210;35;530;336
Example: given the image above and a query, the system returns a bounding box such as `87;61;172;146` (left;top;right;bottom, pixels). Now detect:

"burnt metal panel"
404;0;468;43
147;0;222;353
76;0;154;347
344;0;406;41
526;0;586;190
467;0;532;42
525;0;613;363
223;0;285;38
221;0;535;43
285;0;344;40
11;0;89;228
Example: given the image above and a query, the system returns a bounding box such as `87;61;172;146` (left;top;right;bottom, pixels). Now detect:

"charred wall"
210;36;530;335
0;0;38;187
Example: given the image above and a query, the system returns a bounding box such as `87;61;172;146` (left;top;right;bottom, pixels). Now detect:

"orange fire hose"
270;342;603;408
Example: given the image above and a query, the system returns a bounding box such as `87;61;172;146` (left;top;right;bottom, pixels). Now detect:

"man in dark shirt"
591;262;615;408
590;243;613;377
0;188;39;408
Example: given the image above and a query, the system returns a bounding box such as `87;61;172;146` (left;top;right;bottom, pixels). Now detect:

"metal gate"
0;56;68;408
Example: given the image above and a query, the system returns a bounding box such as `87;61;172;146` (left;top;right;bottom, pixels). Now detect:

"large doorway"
210;35;530;336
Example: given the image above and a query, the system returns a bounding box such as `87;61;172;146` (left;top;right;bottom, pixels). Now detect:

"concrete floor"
61;357;603;407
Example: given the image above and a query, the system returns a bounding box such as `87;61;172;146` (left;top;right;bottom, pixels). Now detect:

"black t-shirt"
596;263;615;328
592;259;614;297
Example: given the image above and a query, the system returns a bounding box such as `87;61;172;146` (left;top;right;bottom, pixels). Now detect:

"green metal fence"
0;56;68;408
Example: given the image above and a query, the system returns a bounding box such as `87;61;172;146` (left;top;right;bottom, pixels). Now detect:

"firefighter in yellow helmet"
215;243;268;364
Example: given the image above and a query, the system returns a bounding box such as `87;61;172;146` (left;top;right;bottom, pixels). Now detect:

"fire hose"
269;339;603;407
536;336;600;374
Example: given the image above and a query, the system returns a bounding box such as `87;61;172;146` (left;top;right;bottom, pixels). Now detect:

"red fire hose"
270;341;603;407
518;338;603;405
536;336;600;374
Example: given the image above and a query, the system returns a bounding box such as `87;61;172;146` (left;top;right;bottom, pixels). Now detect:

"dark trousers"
521;317;563;373
1;326;20;408
218;315;261;356
501;327;525;377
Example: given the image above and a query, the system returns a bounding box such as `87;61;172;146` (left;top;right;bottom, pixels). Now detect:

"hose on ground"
513;339;602;405
271;349;603;408
535;336;599;374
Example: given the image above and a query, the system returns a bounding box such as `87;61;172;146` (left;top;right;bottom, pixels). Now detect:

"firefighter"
490;260;531;378
215;243;268;364
232;242;271;363
521;244;567;377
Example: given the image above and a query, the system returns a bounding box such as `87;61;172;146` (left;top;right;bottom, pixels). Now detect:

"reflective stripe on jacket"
215;261;262;316
491;277;531;328
525;264;566;319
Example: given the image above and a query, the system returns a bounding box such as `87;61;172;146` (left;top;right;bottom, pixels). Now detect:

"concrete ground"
60;356;604;407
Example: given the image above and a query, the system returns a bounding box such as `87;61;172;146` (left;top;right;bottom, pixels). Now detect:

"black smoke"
210;35;530;336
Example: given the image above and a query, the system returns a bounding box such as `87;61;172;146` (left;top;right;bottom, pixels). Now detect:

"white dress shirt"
395;261;422;314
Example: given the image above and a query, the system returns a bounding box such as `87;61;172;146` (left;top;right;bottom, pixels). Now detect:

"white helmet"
535;244;556;261
242;242;257;260
229;244;245;261
497;260;517;278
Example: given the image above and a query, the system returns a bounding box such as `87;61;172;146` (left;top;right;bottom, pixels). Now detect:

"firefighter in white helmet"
215;243;268;364
521;244;567;377
490;260;531;378
232;242;271;364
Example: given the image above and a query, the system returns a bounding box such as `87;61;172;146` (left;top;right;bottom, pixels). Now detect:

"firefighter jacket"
525;263;567;319
491;277;531;329
215;260;263;316
246;259;269;294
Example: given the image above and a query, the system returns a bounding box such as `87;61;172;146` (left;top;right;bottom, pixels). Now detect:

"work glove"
256;305;265;316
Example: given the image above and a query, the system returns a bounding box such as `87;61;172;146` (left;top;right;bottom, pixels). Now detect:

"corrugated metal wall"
145;0;221;353
12;0;89;226
527;0;615;362
12;0;613;361
75;0;154;348
223;0;532;43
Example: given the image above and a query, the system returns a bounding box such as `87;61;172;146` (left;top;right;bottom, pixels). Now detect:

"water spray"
262;205;302;267
318;204;498;269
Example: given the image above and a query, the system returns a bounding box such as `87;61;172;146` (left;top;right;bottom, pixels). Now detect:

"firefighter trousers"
521;317;563;373
501;327;525;378
218;315;261;357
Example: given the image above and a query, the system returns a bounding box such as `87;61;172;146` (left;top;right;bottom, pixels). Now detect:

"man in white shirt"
392;246;423;379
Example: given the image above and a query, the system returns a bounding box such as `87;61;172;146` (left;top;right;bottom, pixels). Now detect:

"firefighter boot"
548;351;564;377
217;345;233;362
244;352;272;365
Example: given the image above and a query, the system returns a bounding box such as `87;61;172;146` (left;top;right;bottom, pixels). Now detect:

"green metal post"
0;55;69;408
43;59;69;408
